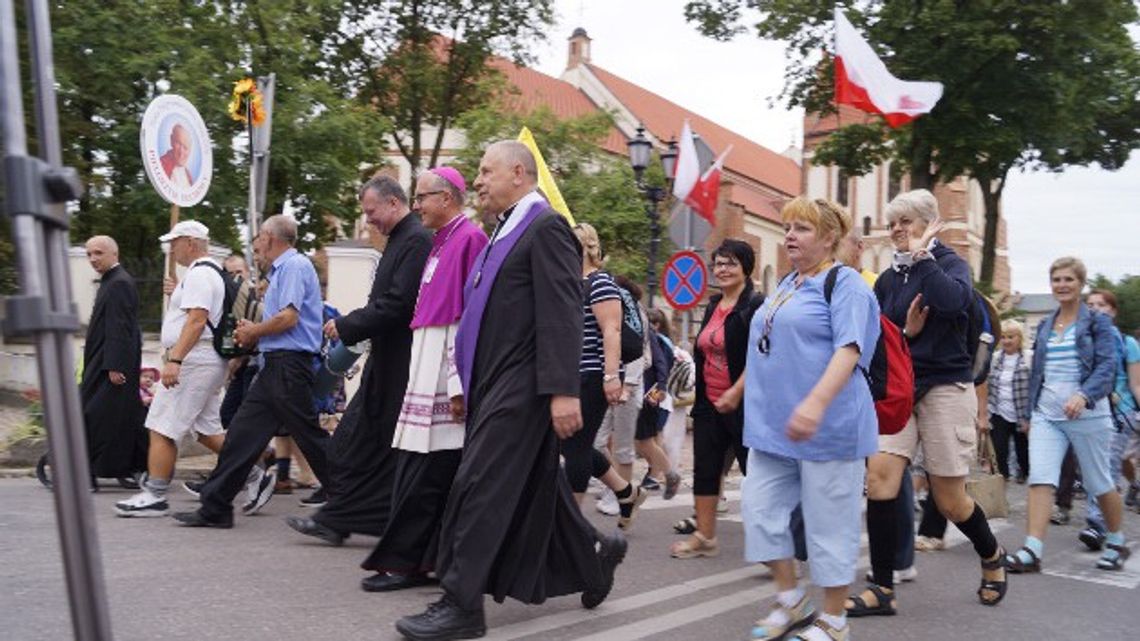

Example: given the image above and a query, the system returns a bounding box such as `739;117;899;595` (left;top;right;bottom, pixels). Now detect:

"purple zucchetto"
428;166;466;194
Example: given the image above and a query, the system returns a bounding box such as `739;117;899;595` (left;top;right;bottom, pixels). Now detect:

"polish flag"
834;9;943;127
684;145;731;227
671;120;700;201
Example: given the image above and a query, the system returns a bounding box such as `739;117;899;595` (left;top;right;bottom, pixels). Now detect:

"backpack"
615;284;645;364
191;262;263;359
665;355;695;402
823;265;914;435
967;290;1000;385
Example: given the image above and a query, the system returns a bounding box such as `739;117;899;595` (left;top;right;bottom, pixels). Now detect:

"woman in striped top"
1006;257;1129;572
564;223;648;530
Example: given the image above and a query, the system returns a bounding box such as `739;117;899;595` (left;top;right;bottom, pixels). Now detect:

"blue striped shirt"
1038;325;1109;419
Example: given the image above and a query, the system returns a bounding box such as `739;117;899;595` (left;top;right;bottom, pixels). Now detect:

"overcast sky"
532;0;1138;293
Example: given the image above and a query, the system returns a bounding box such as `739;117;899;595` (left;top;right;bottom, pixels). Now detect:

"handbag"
966;433;1009;518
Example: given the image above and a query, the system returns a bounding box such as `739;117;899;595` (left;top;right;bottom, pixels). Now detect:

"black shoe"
395;593;486;640
299;487;327;508
284;515;346;546
582;532;627;609
361;571;434;593
1079;526;1106;551
171;509;233;529
181;480;203;498
640;474;661;491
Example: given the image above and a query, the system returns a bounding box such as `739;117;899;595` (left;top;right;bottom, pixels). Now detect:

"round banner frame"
140;95;212;207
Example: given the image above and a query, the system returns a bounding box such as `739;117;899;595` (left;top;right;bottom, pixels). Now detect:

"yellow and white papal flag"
517;126;574;225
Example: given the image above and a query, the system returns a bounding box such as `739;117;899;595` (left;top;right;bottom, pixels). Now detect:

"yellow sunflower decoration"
228;77;266;126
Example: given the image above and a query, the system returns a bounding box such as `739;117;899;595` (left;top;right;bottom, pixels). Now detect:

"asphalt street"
2;471;1138;641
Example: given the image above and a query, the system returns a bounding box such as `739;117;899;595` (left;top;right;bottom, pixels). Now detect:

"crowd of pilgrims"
78;140;1137;641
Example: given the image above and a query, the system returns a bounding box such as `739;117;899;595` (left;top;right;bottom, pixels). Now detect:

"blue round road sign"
661;250;707;311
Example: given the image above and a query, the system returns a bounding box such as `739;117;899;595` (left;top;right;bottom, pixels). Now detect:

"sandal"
1095;542;1132;571
978;548;1008;606
1004;546;1041;574
844;583;896;618
789;618;849;641
673;516;697;535
670;532;719;558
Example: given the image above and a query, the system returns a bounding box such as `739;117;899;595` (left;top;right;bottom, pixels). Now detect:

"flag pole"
165;202;179;309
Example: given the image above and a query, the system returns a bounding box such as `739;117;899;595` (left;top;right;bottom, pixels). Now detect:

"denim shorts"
1027;412;1116;498
741;449;865;588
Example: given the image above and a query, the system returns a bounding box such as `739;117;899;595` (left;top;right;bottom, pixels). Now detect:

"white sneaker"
114;490;169;518
243;465;265;505
595;488;619;516
242;466;277;515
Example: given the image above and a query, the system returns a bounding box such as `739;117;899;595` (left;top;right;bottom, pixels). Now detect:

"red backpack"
823;266;914;435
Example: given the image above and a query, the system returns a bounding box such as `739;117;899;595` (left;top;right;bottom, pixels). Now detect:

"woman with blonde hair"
987;319;1031;483
566;222;648;530
1005;257;1129;572
743;198;880;641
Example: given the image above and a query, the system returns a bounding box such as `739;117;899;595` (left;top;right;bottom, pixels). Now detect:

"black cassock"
79;264;147;479
314;214;431;536
436;210;604;611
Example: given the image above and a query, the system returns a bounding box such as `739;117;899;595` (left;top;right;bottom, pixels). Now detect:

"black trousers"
692;409;747;496
990;413;1029;480
1055;447;1079;510
562;373;611;493
199;352;330;520
362;448;462;574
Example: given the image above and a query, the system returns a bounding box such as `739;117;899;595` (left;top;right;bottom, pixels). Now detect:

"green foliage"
19;0;388;264
684;1;1140;287
343;0;556;186
1090;274;1140;336
454;104;667;285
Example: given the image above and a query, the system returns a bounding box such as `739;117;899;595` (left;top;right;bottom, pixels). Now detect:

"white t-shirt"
161;258;225;348
996;352;1018;422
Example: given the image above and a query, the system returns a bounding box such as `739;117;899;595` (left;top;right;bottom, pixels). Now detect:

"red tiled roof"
586;64;801;197
491;59;627;155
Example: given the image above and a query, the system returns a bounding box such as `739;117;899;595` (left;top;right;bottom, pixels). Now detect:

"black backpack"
616;285;645;364
191;262;263;359
967;289;1000;385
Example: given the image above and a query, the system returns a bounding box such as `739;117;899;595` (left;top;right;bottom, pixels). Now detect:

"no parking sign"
661;250;708;311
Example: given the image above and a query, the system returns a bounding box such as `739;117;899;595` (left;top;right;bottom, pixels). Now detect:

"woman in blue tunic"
742;198;880;641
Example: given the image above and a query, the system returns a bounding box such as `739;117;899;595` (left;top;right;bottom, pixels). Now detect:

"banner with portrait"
140;95;213;207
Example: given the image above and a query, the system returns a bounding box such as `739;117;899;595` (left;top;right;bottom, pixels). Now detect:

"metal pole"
645;195;660;308
1;1;113;639
680;198;694;351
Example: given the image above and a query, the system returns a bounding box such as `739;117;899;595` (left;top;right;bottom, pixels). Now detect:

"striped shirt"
1037;324;1109;419
580;271;621;374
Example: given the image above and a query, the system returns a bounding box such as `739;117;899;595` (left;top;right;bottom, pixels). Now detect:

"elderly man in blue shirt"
174;215;331;528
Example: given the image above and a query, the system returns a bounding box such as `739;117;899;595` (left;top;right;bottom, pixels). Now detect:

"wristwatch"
602;373;620;384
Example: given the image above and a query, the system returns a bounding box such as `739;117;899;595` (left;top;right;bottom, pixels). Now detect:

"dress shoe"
582;531;627;609
361;571;434;592
285;515;345;546
395;593;486;640
171;509;233;529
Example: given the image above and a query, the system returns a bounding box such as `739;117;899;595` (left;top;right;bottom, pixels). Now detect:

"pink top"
698;304;732;404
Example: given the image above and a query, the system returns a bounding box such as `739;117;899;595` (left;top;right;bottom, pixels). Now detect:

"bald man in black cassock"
395;141;626;641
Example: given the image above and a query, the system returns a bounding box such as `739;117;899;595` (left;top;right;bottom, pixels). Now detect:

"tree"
683;0;1140;289
338;0;556;191
35;0;386;258
452;103;666;285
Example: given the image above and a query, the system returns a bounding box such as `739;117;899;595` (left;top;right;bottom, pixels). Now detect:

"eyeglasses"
413;190;445;204
712;260;739;270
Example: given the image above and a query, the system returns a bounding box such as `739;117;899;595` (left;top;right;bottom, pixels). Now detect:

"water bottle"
221;312;237;352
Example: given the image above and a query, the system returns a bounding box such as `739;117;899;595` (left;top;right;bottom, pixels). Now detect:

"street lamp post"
627;126;677;308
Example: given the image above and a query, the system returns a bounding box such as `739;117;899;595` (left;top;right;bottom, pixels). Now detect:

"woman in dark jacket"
670;239;763;558
848;189;1007;616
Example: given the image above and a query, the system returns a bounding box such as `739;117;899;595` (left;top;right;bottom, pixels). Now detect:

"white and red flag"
833;8;943;127
683;145;731;227
671;120;700;201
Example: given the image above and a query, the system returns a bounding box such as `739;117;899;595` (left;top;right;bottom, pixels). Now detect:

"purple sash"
455;200;549;395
